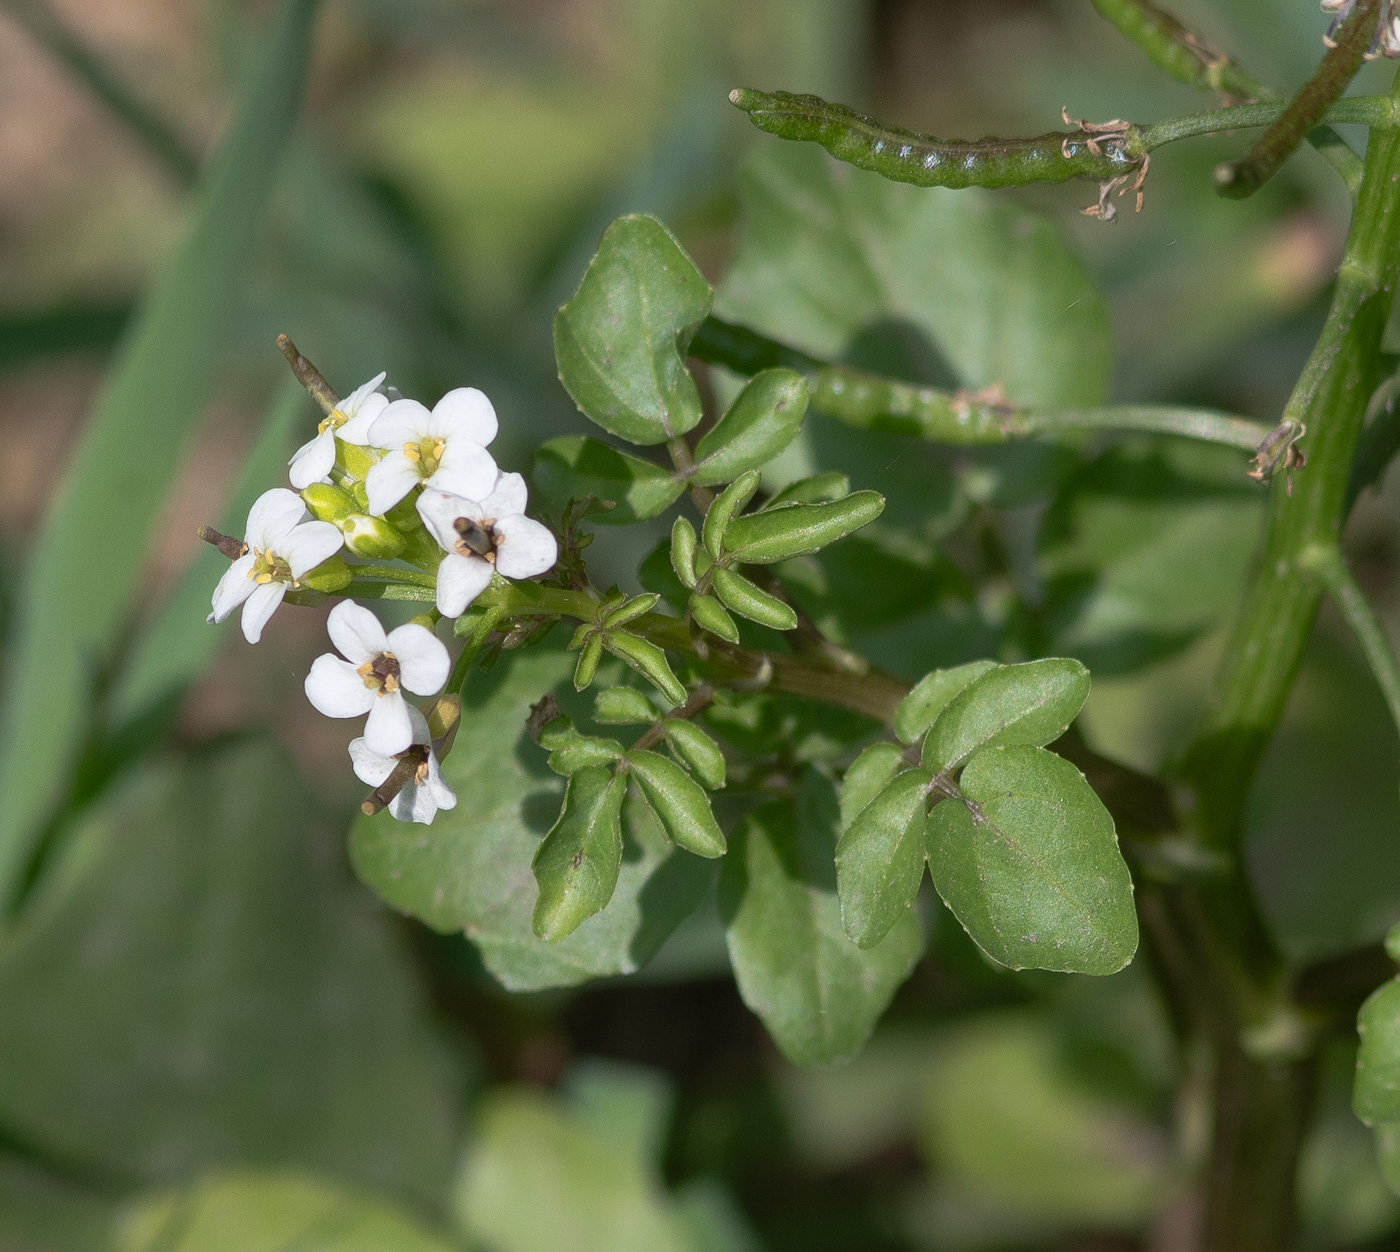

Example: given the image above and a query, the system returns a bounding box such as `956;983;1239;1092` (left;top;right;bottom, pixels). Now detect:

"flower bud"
302;482;358;523
298;554;353;594
340;513;406;560
336;440;379;483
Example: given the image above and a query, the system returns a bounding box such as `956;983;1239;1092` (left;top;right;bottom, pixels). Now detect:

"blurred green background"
2;0;1400;1248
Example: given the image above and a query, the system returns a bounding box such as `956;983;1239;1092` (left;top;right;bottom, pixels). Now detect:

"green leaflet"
537;716;626;776
532;767;628;941
703;470;761;561
670;517;698;588
835;768;932;949
553;214;713;446
894;660;998;746
605;632;688;705
1356;978;1400;1127
721;492;885;565
0;740;462;1200
534;436;685;525
720;775;923;1066
628;751;726;858
689;369;809;486
351;647;712;991
688;592;740;642
838;742;906;831
0;0;319;911
922;658;1091;772
594;686;658;725
926;745;1138;975
662;720;727;790
710;568;798;632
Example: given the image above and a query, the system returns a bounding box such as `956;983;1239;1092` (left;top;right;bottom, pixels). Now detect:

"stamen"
453;515;497;560
357;651;403;693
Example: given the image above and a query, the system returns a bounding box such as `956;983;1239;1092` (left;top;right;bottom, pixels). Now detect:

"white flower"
363;387;499;516
350;705;457;825
303;601;451;757
288;372;390;489
417;474;559;617
208;488;344;644
288;372;390;490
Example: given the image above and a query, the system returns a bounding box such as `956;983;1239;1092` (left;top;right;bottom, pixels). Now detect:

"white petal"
386;622;450;695
481;471;527;518
435;553;493;617
425;753;457;809
406;705;432;745
279;520;343;579
337;391;388;445
388;778;439;825
304;654;377;718
365;454;424;516
240;581;287;644
340;371;387;416
427;441;497;503
348;737;396;788
494;514;558;579
208;553;256;623
367;398;430;450
245;488;307;550
364;690;413;757
327;600;388;664
288;427;337;490
429;387;497;446
416;489;482;552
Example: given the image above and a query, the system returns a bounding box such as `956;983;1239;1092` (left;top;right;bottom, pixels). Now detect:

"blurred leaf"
717;143;1112;409
553;214;711;446
561;1058;675;1174
533;436;684;525
918;1015;1168;1226
350;645;714;991
0;302;130;370
532;766;627;941
117;1171;456;1252
1356;979;1400;1127
0;1155;116;1252
0;0;319;909
927;745;1138;975
720;774;923;1065
0;740;463;1200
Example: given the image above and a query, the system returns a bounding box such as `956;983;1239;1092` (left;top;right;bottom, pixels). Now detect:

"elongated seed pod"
1088;0;1265;100
809;370;1027;443
729;89;1146;190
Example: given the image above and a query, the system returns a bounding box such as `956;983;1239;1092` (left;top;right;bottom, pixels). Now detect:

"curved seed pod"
809;370;1028;443
594;685;658;725
628;750;727;857
671;516;699;589
689;591;740;643
604;631;688;705
711;568;799;631
722;491;885;564
729;88;1147;190
573;631;604;691
1088;0;1264;99
531;766;627;941
603;592;661;630
690;369;809;486
703;469;762;561
663;719;727;789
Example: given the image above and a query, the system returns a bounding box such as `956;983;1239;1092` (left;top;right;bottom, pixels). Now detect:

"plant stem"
1139;94;1398;152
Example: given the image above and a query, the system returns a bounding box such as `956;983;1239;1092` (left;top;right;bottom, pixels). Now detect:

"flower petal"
348;737;396;788
327;600;388;665
279;520;343;579
428;441;497;503
416;489;482;552
406;704;432;745
367;397;431;450
429;387;497;446
364;689;413;757
435;552;493;617
388;778;438;825
338;391;388;445
305;653;377;718
341;371;387;416
481;471;527;518
494;514;558;579
386;622;450;695
240;581;287;644
245;488;307;550
425;753;457;810
208;553;257;623
365;454;424;516
288;427;338;490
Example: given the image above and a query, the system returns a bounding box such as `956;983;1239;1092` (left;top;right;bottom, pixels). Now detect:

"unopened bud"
336;441;379;484
340;513;406;560
299;554;353;593
301;482;358;523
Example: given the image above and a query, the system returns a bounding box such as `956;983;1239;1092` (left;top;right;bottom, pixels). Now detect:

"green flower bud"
721;490;885;564
339;513;407;560
299;554;353;594
688;591;740;642
301;482;358;523
336;440;379;483
711;568;798;631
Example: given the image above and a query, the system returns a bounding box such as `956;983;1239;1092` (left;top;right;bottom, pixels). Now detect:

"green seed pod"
689;369;809;486
767;472;850;507
301;482;358;523
531;766;627;941
671;516;698;589
594;685;658;725
602;592;661;630
711;568;798;632
688;591;740;643
574;632;604;691
702;468;761;561
298;554;353;594
663;719;726;790
627;750;727;857
603;631;687;705
722;491;885;564
340;513;407;560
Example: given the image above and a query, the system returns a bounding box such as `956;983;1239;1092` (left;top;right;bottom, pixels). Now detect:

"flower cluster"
205;369;559;823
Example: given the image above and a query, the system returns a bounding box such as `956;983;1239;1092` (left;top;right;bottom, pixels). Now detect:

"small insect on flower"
350;705;457;825
288;371;389;490
304;601;451;757
207;488;344;644
417;473;560;618
363;387;500;516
